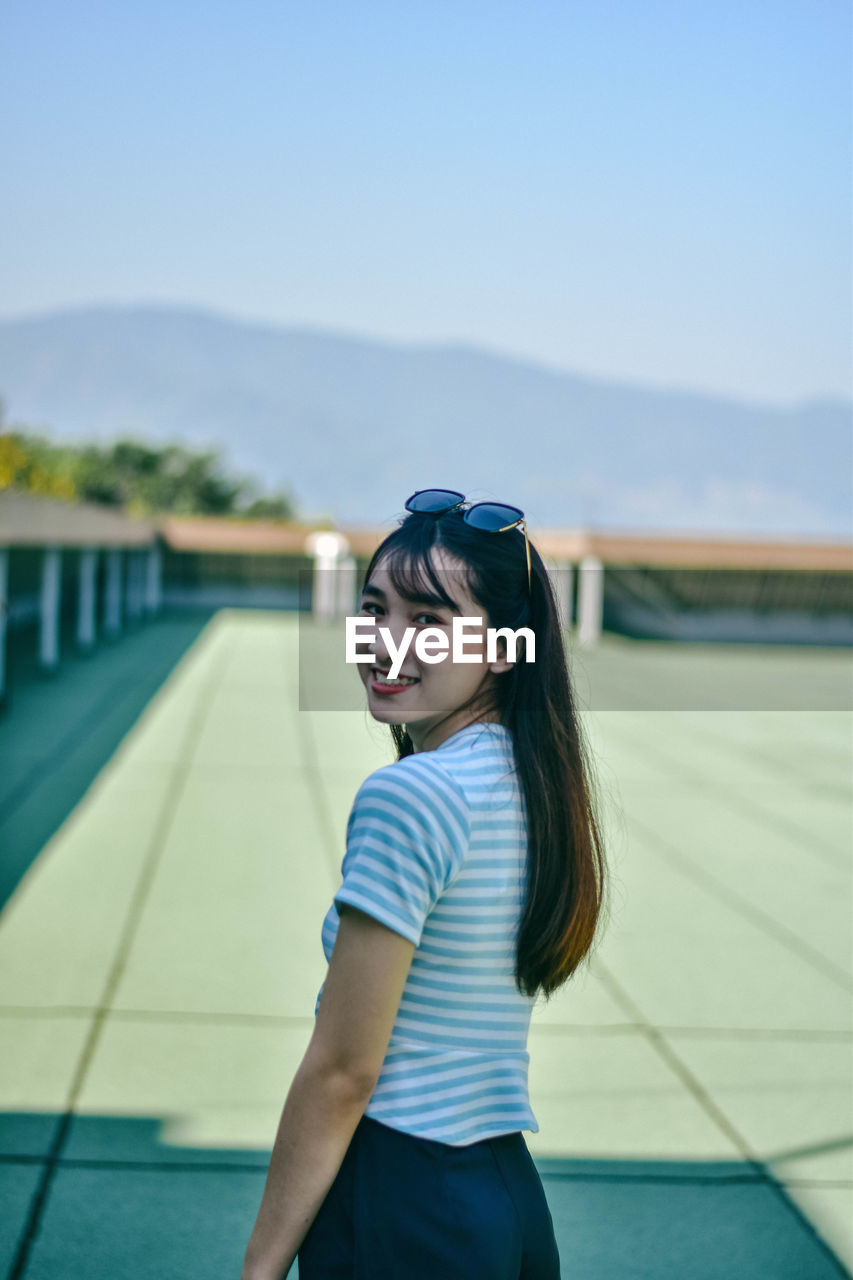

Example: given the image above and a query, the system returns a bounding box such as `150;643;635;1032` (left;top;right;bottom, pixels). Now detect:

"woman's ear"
488;634;516;675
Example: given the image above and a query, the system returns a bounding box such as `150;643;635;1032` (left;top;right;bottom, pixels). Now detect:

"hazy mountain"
0;304;849;537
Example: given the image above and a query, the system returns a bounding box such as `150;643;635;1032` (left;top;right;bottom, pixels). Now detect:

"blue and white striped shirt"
316;721;539;1146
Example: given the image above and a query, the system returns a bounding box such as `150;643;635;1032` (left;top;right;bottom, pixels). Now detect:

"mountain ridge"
0;304;849;536
3;301;848;412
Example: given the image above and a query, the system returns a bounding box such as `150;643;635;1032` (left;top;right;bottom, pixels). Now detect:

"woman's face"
355;548;512;752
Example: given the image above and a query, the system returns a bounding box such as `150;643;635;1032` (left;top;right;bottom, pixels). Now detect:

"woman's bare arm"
240;906;416;1280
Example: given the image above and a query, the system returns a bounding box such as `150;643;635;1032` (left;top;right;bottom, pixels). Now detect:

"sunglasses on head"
404;489;532;593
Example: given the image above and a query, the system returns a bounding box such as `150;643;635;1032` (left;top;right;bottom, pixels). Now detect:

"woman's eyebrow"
361;582;457;611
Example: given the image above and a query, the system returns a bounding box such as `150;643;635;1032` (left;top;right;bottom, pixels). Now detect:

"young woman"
241;490;609;1280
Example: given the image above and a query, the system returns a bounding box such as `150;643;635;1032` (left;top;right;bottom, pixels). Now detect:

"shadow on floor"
0;610;217;914
0;1113;848;1280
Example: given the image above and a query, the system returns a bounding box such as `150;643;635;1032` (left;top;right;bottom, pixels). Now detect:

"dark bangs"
367;515;479;618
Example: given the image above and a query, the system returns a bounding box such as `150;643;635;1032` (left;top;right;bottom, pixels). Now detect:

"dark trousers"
297;1114;561;1279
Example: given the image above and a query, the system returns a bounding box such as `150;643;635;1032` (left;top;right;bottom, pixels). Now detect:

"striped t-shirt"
315;720;539;1147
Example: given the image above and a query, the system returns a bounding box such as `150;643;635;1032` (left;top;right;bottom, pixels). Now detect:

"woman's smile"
369;667;421;694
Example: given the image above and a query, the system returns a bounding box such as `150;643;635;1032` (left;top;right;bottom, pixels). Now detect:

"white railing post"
104;548;122;638
545;558;574;632
577;555;604;648
335;554;358;619
77;547;98;650
145;543;162;615
40;546;62;671
126;549;143;625
305;531;350;623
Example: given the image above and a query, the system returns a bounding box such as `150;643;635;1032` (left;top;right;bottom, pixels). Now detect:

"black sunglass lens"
405;489;466;513
465;502;523;531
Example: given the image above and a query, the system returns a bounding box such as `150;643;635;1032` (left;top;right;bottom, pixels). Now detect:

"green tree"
0;399;298;519
0;400;77;499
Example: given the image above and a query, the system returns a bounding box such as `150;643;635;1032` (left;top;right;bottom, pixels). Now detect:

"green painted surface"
1;609;850;1278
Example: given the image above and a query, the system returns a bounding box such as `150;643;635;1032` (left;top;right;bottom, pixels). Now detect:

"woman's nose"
370;619;415;667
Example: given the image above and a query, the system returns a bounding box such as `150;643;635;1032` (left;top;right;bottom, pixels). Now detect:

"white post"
126;550;135;624
577;555;604;648
0;548;8;703
126;549;143;625
305;531;350;623
335;554;358;619
104;548;122;637
545;558;574;632
136;550;147;618
145;543;162;615
40;546;62;670
77;547;97;650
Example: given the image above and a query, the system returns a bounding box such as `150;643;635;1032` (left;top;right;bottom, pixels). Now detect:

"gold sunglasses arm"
495;518;532;593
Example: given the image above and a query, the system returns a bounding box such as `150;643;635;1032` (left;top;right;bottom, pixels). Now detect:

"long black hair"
359;505;610;1000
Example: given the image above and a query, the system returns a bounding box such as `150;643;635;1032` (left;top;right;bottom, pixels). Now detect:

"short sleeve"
333;757;471;946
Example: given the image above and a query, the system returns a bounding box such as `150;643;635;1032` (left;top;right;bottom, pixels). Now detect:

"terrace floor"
1;608;851;1278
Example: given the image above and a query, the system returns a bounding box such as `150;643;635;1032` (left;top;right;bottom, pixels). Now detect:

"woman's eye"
359;603;442;625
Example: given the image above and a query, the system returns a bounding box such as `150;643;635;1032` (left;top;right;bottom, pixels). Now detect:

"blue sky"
2;0;850;404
